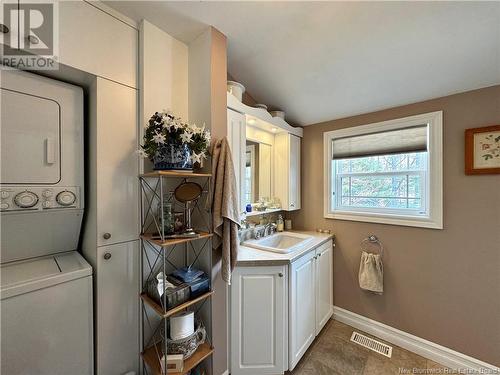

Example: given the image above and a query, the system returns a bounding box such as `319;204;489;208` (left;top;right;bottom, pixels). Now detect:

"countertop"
236;231;335;266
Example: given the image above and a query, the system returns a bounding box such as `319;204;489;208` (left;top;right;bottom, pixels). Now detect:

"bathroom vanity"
230;231;334;375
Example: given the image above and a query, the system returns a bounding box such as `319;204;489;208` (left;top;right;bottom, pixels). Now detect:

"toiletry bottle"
277;215;284;232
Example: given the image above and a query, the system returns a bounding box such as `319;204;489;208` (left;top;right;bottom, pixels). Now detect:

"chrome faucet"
264;222;277;237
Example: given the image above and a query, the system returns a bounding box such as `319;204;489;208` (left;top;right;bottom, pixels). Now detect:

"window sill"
324;210;443;229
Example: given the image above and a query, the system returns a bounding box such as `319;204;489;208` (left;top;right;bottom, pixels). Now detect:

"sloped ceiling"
106;1;500;125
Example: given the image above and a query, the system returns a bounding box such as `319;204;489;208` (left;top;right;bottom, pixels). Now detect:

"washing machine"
1;251;93;375
0;69;93;374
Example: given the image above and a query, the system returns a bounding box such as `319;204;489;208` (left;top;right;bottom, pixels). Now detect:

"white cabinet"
83;77;140;375
274;133;301;211
95;78;139;247
96;241;139;375
289;240;333;370
58;0;138;88
227;108;246;213
289;251;316;370
231;240;334;375
315;242;333;335
230;265;287;375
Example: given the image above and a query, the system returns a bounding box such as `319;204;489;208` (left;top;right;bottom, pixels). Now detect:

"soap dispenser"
277;215;284;232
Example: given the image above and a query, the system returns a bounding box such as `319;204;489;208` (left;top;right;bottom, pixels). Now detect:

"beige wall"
188;26;229;375
290;85;500;366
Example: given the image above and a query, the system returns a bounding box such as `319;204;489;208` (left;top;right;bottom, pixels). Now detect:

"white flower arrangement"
139;110;210;165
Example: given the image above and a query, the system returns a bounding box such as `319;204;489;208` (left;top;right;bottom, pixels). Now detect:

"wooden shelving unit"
139;172;213;374
141;291;214;319
141;232;213;247
142;343;214;375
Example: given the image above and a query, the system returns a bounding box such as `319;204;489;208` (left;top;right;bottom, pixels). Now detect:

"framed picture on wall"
465;125;500;174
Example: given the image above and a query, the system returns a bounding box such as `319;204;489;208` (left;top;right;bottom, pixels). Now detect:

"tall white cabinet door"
258;143;272;200
274;133;301;211
231;266;286;375
227;108;246;213
315;242;333;335
96;241;139;375
289;134;301;210
96;78;139;246
58;0;138;88
289;251;316;370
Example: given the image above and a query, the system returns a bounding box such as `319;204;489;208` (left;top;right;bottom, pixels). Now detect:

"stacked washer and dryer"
0;70;93;374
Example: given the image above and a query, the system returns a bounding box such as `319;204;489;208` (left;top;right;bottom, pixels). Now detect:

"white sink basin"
243;232;313;254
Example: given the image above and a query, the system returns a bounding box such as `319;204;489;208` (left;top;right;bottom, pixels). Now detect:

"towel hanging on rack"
359;235;384;294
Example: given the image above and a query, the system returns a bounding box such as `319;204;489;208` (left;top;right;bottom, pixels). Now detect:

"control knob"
0;202;9;210
56;191;76;206
14;191;39;208
1;190;10;199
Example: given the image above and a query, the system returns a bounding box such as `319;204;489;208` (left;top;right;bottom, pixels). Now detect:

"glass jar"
160;203;174;235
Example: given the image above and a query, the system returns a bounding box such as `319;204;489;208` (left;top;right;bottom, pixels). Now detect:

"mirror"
245;140;272;205
174;182;202;236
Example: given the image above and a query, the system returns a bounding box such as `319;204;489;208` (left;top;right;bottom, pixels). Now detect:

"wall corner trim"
333;306;499;372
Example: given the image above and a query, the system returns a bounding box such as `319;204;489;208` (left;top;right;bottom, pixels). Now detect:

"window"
324;111;443;229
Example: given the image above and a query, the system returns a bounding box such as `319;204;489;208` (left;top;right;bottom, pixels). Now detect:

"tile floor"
289;320;449;375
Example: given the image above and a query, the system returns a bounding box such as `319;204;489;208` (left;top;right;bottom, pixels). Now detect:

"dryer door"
1;88;61;184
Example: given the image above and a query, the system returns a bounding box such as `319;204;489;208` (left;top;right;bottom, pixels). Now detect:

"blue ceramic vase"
153;141;193;171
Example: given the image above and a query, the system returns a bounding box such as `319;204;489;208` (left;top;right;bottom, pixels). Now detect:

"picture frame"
465;125;500;175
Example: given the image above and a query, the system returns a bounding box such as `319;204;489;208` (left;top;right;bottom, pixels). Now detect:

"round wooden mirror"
174;182;203;203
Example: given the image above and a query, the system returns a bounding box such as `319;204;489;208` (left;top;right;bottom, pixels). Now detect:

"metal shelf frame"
139;173;213;375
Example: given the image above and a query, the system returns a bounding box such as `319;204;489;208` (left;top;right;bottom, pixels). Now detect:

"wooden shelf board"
142;342;213;375
140;171;211;178
141;291;214;318
141;232;213;247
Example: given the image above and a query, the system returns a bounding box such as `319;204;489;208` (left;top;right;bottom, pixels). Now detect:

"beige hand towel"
359;251;384;294
210;137;240;284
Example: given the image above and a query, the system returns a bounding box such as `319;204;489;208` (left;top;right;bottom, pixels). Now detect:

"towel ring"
361;235;384;256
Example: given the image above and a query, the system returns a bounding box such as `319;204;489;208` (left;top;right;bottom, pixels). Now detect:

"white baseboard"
221;371;229;375
333;306;499;373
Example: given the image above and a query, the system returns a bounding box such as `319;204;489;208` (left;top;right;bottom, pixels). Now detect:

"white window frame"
323;111;443;229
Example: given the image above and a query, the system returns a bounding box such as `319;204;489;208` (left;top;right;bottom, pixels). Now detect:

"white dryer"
1;69;84;262
0;69;92;375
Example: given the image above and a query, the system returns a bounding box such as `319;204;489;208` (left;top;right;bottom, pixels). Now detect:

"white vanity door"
315;241;333;335
289;250;316;370
231;265;287;375
227;108;246;213
289;134;301;210
274;133;301;211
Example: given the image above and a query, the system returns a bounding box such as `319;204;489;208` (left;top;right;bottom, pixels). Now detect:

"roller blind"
331;125;428;159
